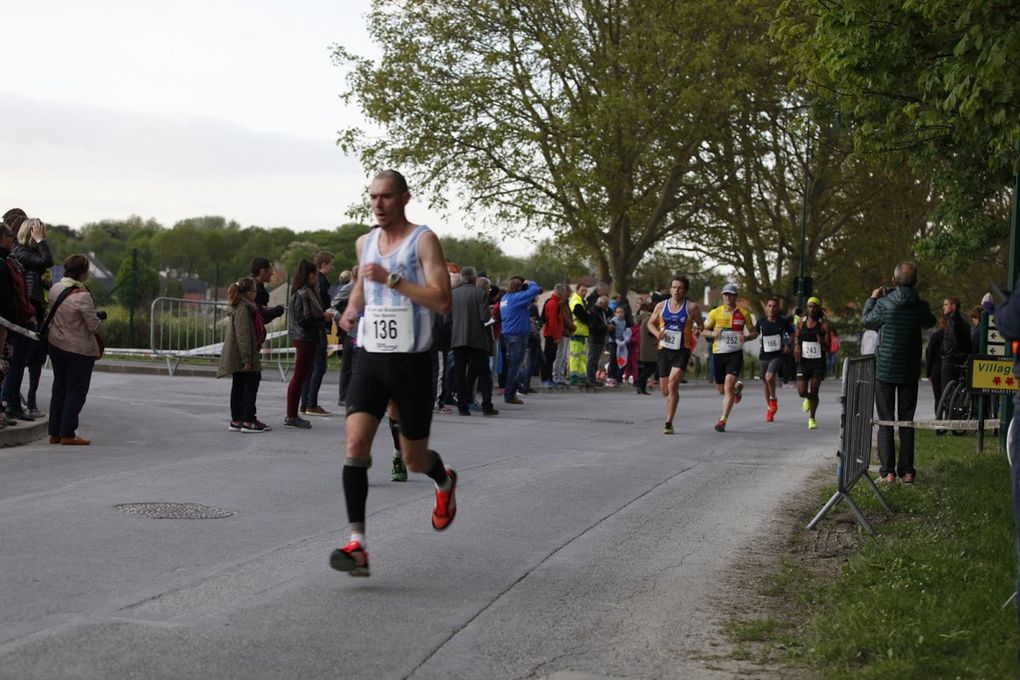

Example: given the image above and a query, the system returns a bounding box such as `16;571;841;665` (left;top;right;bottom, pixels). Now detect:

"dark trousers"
504;334;528;399
636;361;657;392
2;333;35;411
587;336;606;383
542;336;558;381
287;340;317;418
875;379;919;477
930;370;943;414
434;349;454;407
300;333;327;409
454;346;493;409
47;345;96;438
230;372;259;423
338;335;355;404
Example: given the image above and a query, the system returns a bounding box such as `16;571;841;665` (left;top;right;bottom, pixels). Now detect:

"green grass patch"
799;431;1018;678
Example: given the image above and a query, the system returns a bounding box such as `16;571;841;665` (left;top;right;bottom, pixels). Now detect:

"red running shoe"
715;419;726;433
329;540;370;577
765;409;775;423
432;467;458;531
733;381;744;404
768;398;778;414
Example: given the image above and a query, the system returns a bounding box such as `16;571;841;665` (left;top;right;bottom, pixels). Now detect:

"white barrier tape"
0;316;39;341
872;419;1003;430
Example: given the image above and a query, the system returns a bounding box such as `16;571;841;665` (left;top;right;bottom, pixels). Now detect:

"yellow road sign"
968;355;1019;394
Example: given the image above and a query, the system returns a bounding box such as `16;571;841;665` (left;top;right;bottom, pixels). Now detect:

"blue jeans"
300;332;327;409
503;334;528;400
47;345;96;438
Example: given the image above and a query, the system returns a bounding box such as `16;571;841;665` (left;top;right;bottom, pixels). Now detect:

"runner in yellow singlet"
702;282;758;432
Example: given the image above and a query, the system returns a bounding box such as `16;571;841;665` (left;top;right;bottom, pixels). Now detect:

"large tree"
334;0;778;293
773;0;1019;271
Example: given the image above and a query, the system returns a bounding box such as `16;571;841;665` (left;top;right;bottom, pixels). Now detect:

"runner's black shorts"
713;351;743;385
658;347;690;375
797;359;826;382
760;355;785;380
346;350;435;440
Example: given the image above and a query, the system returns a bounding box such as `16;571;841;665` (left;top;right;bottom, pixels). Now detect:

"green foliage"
113;252;160;308
334;0;779;293
96;304;149;348
280;240;320;281
773;0;1019;272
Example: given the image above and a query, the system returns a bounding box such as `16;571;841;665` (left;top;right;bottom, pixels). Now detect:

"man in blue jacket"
993;274;1020;660
499;276;542;404
862;261;936;484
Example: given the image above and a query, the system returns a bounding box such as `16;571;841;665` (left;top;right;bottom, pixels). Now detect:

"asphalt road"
0;369;896;679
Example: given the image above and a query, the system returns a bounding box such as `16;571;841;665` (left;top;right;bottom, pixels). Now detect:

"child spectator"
217;277;265;433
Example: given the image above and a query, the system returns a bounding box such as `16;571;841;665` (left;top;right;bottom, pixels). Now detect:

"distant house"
51;251;116;293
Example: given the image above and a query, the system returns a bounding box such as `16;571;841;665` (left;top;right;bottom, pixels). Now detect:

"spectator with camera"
861;262;936;484
46;254;105;445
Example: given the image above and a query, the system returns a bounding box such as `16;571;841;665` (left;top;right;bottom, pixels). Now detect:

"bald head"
894;261;918;288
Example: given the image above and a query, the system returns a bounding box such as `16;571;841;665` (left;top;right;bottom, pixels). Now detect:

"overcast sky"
2;0;536;255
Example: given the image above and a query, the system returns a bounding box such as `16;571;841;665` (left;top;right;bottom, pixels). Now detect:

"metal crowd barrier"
807;355;892;534
149;297;295;379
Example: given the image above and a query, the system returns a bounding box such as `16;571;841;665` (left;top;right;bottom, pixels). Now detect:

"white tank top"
359;224;433;353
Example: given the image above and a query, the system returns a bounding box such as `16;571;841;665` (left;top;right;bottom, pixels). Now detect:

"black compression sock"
424;450;449;487
388;417;401;452
342;461;369;525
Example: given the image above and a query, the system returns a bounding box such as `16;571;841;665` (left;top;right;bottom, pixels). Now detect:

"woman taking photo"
286;259;333;429
48;254;103;445
12;217;54;419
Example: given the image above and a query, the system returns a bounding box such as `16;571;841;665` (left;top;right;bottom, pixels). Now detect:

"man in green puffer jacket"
862;261;937;485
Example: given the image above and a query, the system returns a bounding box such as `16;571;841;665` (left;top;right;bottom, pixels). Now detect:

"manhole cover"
113;502;234;519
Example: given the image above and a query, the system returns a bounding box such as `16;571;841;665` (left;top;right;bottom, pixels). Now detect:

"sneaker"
715;419;726;432
304;406;332;417
505;396;523;405
241;421;266;433
329;540;370;577
482;405;500;416
663;422;674;435
802;398;810;413
26;407;44;419
228;420;242;432
901;473;915;484
436;405;453;414
284;416;312;429
605;378;618;387
540;380;556;388
432;468;458;531
733;381;743;404
768;398;778;415
391;453;408;482
458;406;471;416
765;410;774;423
254;419;273;432
808;417;817;430
879;473;896;484
468;402;482;412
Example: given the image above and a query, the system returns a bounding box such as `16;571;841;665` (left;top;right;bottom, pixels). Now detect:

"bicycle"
936;363;973;436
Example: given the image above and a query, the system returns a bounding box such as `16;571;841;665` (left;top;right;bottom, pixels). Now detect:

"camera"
96;311;108;321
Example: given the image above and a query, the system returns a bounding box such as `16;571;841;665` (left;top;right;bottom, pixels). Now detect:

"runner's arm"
647;302;664;339
358;230;451;315
689;302;704;338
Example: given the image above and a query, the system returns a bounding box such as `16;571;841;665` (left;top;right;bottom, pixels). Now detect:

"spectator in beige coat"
47;254;104;445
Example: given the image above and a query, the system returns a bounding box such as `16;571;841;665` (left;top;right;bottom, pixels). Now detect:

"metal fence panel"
149;297;295;378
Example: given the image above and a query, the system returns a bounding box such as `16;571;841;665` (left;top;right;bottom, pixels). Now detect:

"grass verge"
728;430;1019;678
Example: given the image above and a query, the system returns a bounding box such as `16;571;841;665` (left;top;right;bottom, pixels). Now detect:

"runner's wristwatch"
387;271;402;288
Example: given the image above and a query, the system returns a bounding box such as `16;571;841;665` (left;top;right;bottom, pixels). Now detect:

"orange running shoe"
329;540;370;577
432;467;458;531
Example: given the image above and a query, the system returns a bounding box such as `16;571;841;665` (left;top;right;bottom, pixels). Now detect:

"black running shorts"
713;351;744;385
657;347;690;376
346;350;436;440
796;359;826;382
